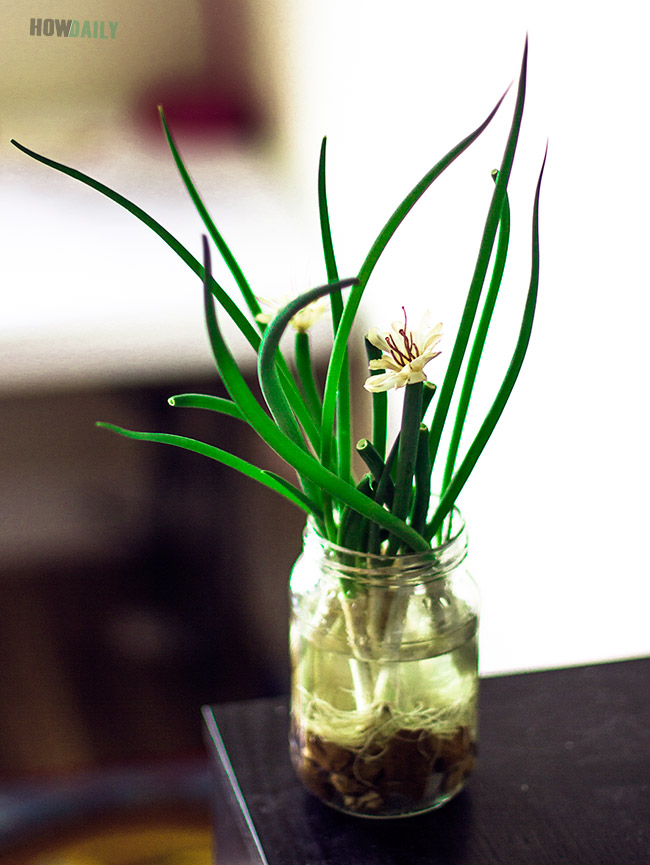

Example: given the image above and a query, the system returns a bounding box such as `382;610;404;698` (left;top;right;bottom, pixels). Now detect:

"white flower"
255;294;328;334
364;309;443;392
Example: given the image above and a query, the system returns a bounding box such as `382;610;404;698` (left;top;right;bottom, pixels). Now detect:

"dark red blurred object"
136;82;260;139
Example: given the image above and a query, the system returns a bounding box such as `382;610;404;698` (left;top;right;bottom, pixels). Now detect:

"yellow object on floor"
1;821;213;865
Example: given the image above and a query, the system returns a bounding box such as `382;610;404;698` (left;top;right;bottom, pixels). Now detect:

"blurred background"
1;0;648;778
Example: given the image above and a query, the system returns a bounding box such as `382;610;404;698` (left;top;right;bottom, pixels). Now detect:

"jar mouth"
305;504;467;583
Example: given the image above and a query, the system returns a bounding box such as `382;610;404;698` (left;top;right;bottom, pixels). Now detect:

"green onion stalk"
12;40;545;715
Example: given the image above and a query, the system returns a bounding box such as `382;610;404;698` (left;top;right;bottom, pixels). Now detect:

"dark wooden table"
202;657;649;864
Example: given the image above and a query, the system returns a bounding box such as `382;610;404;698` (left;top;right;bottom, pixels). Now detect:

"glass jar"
289;510;479;818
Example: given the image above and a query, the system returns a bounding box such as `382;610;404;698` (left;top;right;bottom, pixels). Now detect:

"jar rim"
304;503;467;582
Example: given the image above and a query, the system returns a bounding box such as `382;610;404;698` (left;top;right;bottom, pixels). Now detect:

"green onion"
13;39;543;561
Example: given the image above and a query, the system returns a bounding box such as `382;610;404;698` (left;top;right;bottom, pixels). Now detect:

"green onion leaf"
441;177;511;497
411;424;432;536
428;39;528;470
168;393;244;420
158;106;262;323
318;137;353;485
426;140;547;539
295;332;323;423
10;139;261;352
258;277;359;452
96;422;317;514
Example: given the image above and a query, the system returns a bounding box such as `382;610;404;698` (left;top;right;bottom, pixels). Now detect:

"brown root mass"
294;724;476;816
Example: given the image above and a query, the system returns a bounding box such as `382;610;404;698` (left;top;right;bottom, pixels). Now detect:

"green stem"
167;393;244;420
426;142;547;540
258;277;359;457
318;138;343;327
356;439;395;505
158;107;262;323
428;40;528;471
411;424;432;536
367;437;400;554
9;139;262;353
388;382;424;554
441;181;511;498
96;423;319;516
337;475;373;551
365;338;388;461
295;332;322;424
277;364;322;453
421;381;438;422
318;138;353;489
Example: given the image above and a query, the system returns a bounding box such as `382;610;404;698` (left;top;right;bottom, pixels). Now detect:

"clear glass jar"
289;510;479;818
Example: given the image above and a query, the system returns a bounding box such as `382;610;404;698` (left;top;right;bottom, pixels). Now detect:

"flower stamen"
384;307;421;365
398;307;420;360
385;333;409;366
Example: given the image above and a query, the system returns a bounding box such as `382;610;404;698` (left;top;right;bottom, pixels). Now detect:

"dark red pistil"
385;307;418;365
